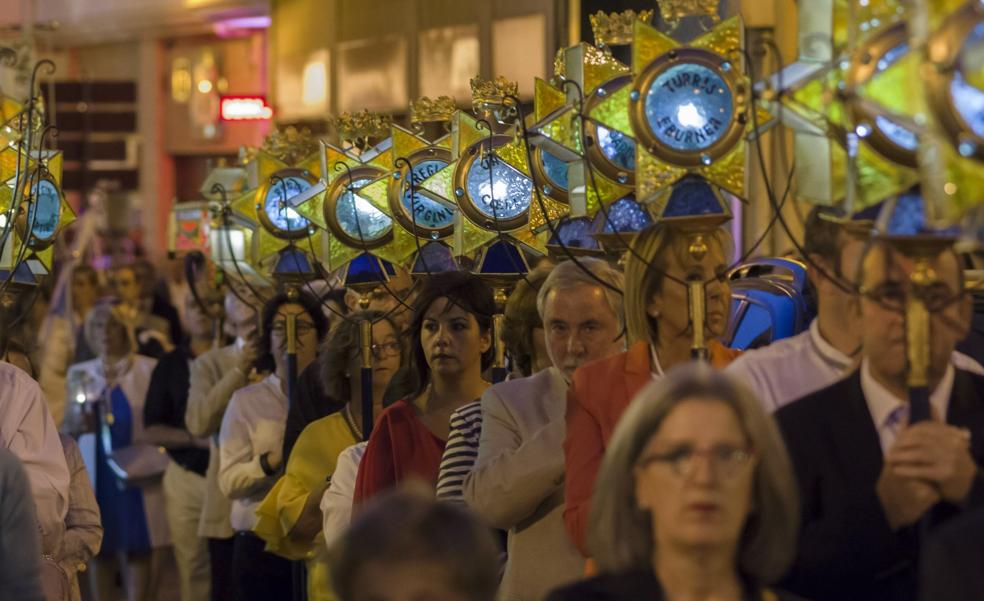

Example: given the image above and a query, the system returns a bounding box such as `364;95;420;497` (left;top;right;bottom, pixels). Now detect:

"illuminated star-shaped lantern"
354;97;462;268
229;126;326;279
917;1;984;225
292;111;409;271
766;0;917;209
530;10;648;219
0;148;73;278
417;78;548;257
622;16;755;203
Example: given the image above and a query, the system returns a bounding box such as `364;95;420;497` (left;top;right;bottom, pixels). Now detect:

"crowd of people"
0;206;982;601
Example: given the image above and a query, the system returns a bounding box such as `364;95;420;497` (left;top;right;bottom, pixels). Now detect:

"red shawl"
353;399;446;506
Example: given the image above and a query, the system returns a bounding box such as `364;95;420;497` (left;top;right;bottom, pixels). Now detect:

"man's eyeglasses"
370;341;401;359
636;444;755;480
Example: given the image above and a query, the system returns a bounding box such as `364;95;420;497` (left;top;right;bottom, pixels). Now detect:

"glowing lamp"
220;96;274;121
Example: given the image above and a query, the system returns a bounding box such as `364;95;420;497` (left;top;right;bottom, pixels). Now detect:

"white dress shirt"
860;359;956;453
218;373;286;532
726;319;983;412
320;442;366;548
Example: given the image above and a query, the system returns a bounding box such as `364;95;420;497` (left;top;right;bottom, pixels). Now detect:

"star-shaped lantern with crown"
353;96;462;269
416;76;549;257
227;125;327;279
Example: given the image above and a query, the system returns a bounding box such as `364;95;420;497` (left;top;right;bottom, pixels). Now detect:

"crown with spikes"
658;0;720;24
589;9;654;47
260;125;319;166
331;109;392;149
470;75;519;112
410;95;457;126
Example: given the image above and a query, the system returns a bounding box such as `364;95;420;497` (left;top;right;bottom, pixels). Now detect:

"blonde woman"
563;222;741;554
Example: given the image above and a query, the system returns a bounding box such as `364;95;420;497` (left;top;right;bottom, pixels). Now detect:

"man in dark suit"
775;240;984;601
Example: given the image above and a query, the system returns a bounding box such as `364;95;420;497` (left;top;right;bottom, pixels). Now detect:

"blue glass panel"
644;63;734;152
479;240;528;276
335;177;392;242
264;176;312;233
596;126;636;170
596;195;653;233
662;176;725;218
540;149;569;191
411;241;459;275
274;248;313;275
549;217;599;250
27;179;60;241
465;153;533;221
403;159;454;228
345;253;388;286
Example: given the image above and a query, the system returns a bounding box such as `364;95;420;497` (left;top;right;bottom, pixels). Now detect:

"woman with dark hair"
352;272;493;505
254;310;402;601
218;289;328;601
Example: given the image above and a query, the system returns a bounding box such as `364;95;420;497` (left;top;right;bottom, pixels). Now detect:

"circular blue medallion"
540;149;569;191
264;176;312;234
596;126;636;170
403;159;454;229
335;177;392;242
27;179;60;241
644;63;734;152
465;153;533;221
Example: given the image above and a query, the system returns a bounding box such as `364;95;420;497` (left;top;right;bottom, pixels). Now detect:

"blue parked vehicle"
724;257;815;350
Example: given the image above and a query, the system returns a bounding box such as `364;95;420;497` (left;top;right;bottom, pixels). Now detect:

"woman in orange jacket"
562;222;741;555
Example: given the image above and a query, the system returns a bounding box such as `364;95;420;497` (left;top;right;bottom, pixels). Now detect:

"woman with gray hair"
548;364;803;601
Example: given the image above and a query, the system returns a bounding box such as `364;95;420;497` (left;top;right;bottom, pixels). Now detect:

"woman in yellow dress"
253;310;403;601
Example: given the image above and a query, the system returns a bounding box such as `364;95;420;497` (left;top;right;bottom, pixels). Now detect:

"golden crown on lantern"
410;95;457;126
589;9;654;46
659;0;720;24
332;109;392;147
470;76;519;110
260;125;320;166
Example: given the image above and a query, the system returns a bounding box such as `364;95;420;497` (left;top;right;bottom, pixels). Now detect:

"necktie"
883;404;909;451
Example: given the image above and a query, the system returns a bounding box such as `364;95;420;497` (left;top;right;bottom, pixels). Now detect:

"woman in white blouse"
218;290;328;601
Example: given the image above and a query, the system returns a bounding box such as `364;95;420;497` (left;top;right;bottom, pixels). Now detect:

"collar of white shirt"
650;345;664;379
809;319;854;371
860;358;955;439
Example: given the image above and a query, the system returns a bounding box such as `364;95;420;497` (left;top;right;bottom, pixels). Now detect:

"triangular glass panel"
594;195;653;234
662;176;726;218
478;239;529;277
411;241;459;276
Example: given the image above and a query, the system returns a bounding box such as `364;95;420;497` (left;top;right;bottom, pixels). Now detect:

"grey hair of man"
535;258;625;330
587;363;799;585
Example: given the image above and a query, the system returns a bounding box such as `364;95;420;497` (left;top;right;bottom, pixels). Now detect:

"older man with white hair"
463;258;626;601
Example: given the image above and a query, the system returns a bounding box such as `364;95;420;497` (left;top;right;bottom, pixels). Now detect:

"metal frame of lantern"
388;145;456;240
630;47;747;169
529;145;570;206
255;167;321;241
585;74;637;186
846;20;920;169
323;164;393;250
452;134;534;234
924;1;984;163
